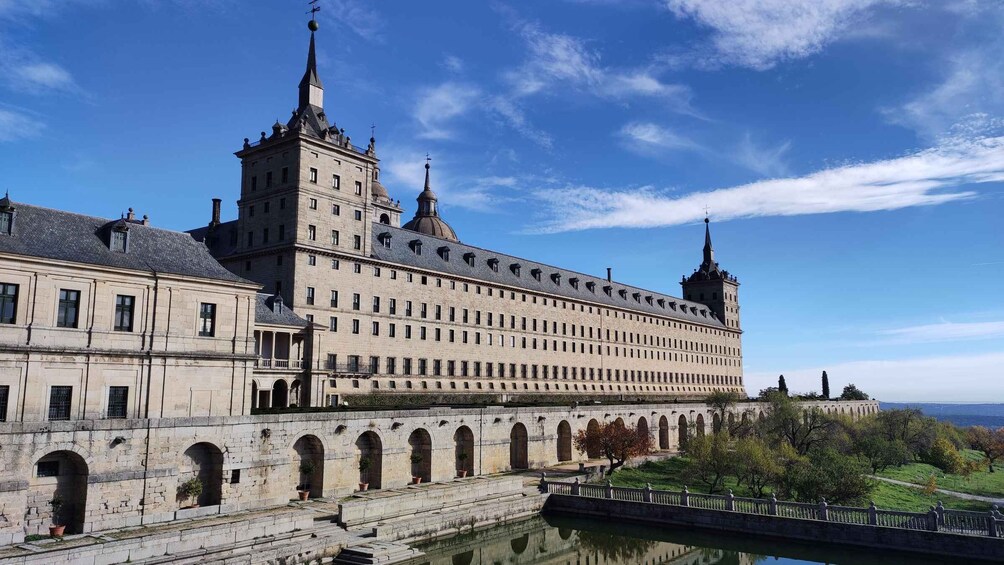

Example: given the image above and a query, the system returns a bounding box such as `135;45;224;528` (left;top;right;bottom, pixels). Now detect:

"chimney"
126;207;136;222
606;267;612;282
210;198;222;228
272;294;283;314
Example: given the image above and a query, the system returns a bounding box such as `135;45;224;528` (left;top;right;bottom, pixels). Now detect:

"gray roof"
255;293;310;327
187;220;240;258
371;224;726;328
0;202;252;285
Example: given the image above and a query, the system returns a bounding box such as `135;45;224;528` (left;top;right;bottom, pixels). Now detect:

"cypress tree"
778;375;788;395
822;371;830;399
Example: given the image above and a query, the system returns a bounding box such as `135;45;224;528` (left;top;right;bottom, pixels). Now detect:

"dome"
402;216;458;242
371;179;390;201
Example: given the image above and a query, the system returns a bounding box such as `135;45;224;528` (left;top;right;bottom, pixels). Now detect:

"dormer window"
531;268;542;281
438;246;450;261
510;263;521;277
645;295;653;305
111;230;127;252
410;239;422;255
603;285;612;296
464;252;475;267
669;301;677;310
569;277;579;289
618;289;627;299
0;196;15;235
551;273;561;284
488;258;499;272
657;298;665;308
378;232;392;248
585;281;595;293
632;292;641;302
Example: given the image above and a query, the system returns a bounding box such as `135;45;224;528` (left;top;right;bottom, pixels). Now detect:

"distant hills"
880;402;1004;428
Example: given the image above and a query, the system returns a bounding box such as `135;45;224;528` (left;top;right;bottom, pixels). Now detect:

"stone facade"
0;400;877;544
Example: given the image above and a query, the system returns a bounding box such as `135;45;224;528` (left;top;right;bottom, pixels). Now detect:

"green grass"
875;450;1004;498
609;457;992;513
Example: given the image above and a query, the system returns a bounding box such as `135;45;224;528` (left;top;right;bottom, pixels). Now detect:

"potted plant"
297;460;315;501
358;456;371;491
180;477;203;509
410;453;424;484
457;451;469;478
48;494;65;538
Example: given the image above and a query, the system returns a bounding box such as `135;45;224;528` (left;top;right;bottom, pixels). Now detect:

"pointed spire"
703;217;714;266
423;158;432;193
298;24;324;110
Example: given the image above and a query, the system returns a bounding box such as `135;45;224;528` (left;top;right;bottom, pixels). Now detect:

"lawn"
609;457;991;513
875;450;1004;499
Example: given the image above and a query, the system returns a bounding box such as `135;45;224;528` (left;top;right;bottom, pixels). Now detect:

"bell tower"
680;218;741;330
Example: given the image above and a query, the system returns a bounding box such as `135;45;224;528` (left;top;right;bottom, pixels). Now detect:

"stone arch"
678;414;688;450
356;431;383;490
637;416;650;441
291;434;324;498
379;213;390;225
510;533;530;554
558;527;573;540
712;413;722;433
451;551;474;565
290;379;302;408
408;428;433;483
658;416;670;450
727;412;736;431
613;417;625;427
758;411;766;423
29;451;88;535
586;419;601;459
272;379;288;408
556;420;572;462
510;423;528;470
182;442;224;507
454;426;474;477
696;414;706;437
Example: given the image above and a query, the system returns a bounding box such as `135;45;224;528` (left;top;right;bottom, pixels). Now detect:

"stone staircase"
330;541;423;564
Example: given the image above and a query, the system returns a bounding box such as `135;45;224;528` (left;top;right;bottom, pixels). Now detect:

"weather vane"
425;153;432;165
371;123;376;138
307;0;320;31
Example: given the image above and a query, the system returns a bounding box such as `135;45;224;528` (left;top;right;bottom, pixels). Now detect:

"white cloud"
665;0;895;70
441;55;464;73
413;82;482;140
734;133;791;177
531;134;1004;232
618;122;702;154
11;61;74;90
487;96;554;149
877;320;1004;344
322;0;384;42
0;107;44;141
746;351;1004;402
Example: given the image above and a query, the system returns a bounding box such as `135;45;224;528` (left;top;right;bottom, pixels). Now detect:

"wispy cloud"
413;82;482;140
0;38;78;94
618;121;703;155
746;351;1004;402
0;106;44;142
734;133;791;177
531;133;1004;232
877;320;1004;344
322;0;384;42
441;55;464;73
665;0;897;70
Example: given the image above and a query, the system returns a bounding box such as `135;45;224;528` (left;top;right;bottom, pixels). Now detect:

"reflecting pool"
403;514;984;565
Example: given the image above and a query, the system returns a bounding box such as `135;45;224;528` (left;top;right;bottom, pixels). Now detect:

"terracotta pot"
358;483;369;491
457;470;468;478
298;490;310;501
49;525;65;538
412;477;422;484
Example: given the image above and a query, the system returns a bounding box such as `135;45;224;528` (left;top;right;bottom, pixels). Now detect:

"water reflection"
405;514;983;565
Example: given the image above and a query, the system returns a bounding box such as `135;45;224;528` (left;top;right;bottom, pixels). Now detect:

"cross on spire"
307;0;320;19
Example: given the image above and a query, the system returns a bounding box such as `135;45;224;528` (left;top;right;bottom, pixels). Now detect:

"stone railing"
255;358;304;370
539;474;1004;538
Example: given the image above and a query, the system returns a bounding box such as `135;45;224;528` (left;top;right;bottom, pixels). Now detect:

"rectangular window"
279;224;285;240
330;290;339;307
331;230;339;245
114;295;135;332
0;385;8;421
332;174;340;189
388;323;396;337
111;230;127;252
352;293;360;310
107;386;128;419
57;289;80;328
308;225;317;241
332;204;341;216
403;358;412;375
266;171;273;187
309;168;318;183
308;254;316;266
352;319;360;334
281;166;289;183
0;283;18;324
372;296;380;313
329;316;337;332
353;235;361;250
48;386;72;421
309;198;318;210
250;176;257;191
372;321;379;336
306;287;315;305
386;357;396;375
389;298;396;315
354;181;362;195
370;356;379;374
199;303;217;337
354;210;362;221
262;227;269;243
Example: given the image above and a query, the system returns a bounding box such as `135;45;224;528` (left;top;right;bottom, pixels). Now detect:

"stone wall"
0;399;877;545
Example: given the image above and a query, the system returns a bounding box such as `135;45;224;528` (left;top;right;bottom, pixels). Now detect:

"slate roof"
0;202;253;285
187;220;240;258
371;224;726;328
255;293;310;327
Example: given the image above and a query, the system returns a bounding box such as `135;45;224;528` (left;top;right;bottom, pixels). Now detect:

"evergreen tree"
778;375;788;395
822;371;830;399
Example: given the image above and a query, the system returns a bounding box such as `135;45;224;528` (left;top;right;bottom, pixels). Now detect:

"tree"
922;437;968;474
967;426;1004;473
854;434;909;474
573;420;653;475
781;449;873;505
821;371;830;399
875;409;937;459
838;384;868;401
778;375;788;395
684;432;733;494
757;387;780;400
761;391;833;456
732;437;782;497
705;390;751;437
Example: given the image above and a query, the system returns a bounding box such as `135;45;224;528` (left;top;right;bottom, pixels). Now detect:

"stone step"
332;541;423;564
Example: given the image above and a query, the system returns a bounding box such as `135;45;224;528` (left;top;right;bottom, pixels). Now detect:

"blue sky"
1;0;1002;401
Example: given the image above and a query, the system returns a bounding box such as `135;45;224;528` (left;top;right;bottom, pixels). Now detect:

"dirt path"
869;475;1004;505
